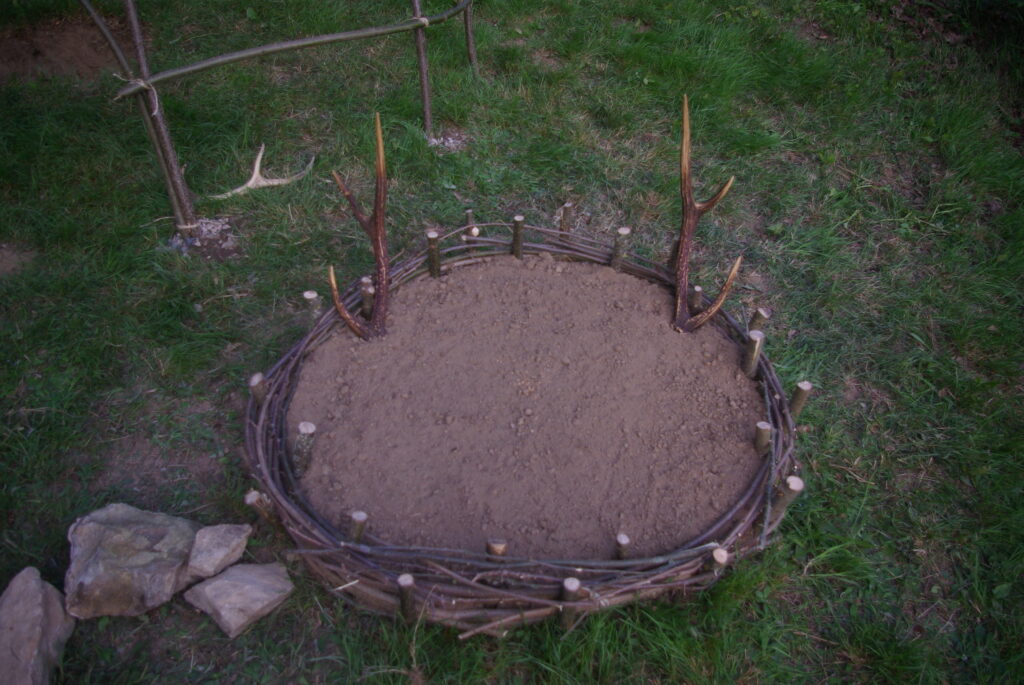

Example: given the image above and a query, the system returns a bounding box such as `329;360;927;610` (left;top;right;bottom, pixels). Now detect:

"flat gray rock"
0;567;76;685
186;523;252;582
183;563;293;638
64;503;199;618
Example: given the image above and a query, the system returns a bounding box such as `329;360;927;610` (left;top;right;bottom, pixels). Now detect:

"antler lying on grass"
327;113;390;339
209;144;315;199
673;95;742;332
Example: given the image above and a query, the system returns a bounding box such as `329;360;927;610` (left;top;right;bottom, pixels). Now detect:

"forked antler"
327;113;390;339
673;95;741;332
209;144;315;199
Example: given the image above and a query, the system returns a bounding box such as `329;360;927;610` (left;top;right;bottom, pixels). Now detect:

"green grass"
2;0;1022;681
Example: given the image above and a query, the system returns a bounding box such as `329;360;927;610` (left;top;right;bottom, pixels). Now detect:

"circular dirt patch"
289;255;765;559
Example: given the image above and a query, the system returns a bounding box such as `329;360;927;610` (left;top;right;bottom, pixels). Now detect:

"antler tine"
331;170;373;235
368;112;390;335
210;144;315;199
682;255;743;332
327;265;369;339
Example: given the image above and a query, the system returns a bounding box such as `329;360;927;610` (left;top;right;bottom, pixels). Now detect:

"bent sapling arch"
327;114;391;340
673;95;743;332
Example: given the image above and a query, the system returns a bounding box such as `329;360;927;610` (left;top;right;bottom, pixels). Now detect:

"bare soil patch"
0;243;35;277
289;256;765;559
0;16;131;82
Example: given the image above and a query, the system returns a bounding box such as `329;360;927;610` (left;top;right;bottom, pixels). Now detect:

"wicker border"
244;221;799;638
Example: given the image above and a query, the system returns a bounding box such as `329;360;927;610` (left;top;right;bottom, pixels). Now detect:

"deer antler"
673;95;741;332
327;113;390;339
210;144;315;199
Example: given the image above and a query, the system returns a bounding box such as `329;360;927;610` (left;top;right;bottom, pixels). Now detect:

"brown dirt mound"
0;16;131;83
288;255;765;559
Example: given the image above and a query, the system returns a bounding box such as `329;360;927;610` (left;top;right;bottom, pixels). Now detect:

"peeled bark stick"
768;475;805;529
790;380;813;419
360;276;375;319
486;539;508;560
294;421;316;474
397;573;416;623
615;532;631;560
688;285;704;313
512;215;525;259
560;577;582;630
755;421;772;455
611;226;631;271
303;290;322;320
748;307;771;332
248;372;267;406
425;230;442;277
742;330;765;378
409;0;433;136
349;510;368;542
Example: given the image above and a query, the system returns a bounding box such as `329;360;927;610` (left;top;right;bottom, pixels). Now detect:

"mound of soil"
289;255;765;559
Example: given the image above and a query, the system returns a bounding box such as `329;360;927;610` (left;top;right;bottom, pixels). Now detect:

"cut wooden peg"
303;290;322;322
559;202;575;234
463;208;476;237
244;489;274;523
748;307;771;332
426;230;441;277
560;577;582;630
349;510;368;542
755;421;772;455
512;215;525;259
360;276;375;319
397;573;416;622
768;475;805;529
486;538;508;560
790;381;813;419
611;227;631;271
742;330;765;378
294;421;316;474
688;286;703;314
248;372;267;406
615;532;631;560
712;546;731;569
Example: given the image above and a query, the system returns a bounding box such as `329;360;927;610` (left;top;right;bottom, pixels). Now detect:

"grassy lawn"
2;0;1022;681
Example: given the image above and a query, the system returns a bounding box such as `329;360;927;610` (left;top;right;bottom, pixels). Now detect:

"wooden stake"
244;489;274;523
615;532;631;560
560;577;582;630
294;421;316;475
712;546;730;569
249;372;267;406
426;229;441;277
559;202;575;234
303;290;322;322
768;475;805;529
350;510;368;542
748;307;770;332
755;421;772;455
742;330;765;378
360;276;375;319
611;226;631;271
409;0;433;136
463;208;476;236
688;285;703;313
397;573;416;623
486;538;508;560
512;215;525;259
790;380;813;419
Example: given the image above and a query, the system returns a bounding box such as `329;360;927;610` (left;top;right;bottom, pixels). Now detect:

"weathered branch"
672;95;738;331
327;114;391;339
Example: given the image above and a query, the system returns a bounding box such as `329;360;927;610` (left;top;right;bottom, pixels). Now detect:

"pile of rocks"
1;503;293;684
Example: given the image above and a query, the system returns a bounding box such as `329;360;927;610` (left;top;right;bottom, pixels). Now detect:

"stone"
64;503;199;619
183;563;294;638
0;567;76;685
186;523;252;582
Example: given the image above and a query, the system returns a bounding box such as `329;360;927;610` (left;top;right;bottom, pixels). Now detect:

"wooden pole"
615;532;631;560
409;0;433;136
748;307;770;332
688;285;703;313
768;475;805;529
463;0;479;76
754;421;772;455
294;421;316;475
742;330;765;378
248;373;267;406
560;577;582;630
397;573;416;622
790;380;813;419
512;215;525;259
426;230;441;277
611;226;631;271
349;510;368;542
